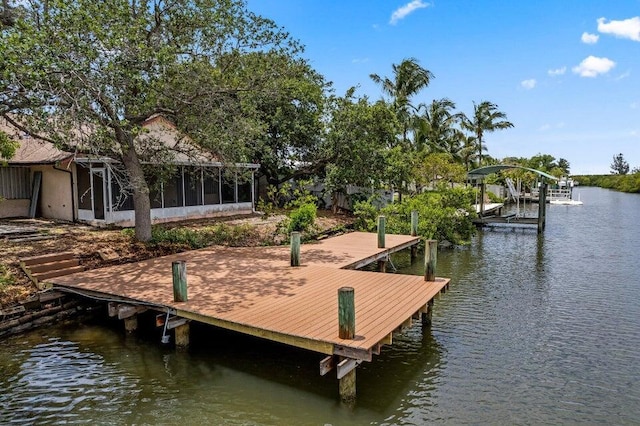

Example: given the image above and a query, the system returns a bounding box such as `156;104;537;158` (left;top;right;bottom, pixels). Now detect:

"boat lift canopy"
468;165;558;181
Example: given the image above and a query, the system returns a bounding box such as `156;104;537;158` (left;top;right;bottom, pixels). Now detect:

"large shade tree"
461;101;514;166
0;0;301;241
322;88;399;211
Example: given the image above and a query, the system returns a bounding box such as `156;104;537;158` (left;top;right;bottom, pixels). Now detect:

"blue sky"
246;1;640;174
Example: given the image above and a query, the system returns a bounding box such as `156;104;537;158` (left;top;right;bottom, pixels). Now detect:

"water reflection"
1;188;640;424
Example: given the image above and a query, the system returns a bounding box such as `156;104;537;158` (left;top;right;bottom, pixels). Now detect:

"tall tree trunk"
120;141;152;242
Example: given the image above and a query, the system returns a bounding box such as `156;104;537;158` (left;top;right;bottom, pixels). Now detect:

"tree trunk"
120;142;152;242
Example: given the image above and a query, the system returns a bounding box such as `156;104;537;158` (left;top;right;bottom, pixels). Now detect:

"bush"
122;223;260;249
286;202;317;233
353;187;477;245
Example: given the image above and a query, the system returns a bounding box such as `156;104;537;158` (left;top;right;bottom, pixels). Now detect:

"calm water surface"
1;187;639;424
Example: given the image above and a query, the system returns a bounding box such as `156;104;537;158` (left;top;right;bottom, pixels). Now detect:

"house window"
76;166;92;210
184;167;203;206
237;174;252;203
203;168;220;205
111;179;134;211
163;168;184;207
146;173;163;209
221;172;236;204
0;166;30;199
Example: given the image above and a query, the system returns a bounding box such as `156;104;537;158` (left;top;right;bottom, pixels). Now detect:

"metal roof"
468;165;558;181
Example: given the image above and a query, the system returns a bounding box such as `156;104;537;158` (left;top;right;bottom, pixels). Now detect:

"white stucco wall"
31;165;74;222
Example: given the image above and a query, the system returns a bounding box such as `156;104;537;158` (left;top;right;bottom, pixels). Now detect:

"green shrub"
287;202;317;233
353;187;477;245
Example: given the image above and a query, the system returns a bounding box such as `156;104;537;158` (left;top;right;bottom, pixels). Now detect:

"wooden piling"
424;240;437;282
124;315;138;333
172;260;188;302
410;210;418;237
339;368;356;403
174;323;190;348
290;232;301;267
377;216;386;248
538;182;547;234
422;299;434;327
377;259;387;272
338;287;355;339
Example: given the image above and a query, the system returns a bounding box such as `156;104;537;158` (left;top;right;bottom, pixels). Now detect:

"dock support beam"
377;216;386;248
290;232;301;266
172;260;188;302
424;240;437;282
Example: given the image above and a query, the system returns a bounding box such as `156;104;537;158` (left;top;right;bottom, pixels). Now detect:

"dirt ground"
0;211;354;307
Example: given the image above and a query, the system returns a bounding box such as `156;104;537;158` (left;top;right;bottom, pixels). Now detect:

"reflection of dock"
48;232;449;402
473;215;539;227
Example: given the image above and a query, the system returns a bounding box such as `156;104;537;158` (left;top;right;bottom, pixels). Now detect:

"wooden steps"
20;252;84;289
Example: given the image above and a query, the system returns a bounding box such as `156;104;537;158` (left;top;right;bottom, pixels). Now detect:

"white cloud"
539;124;551;131
521;79;536;90
631;102;638;109
615;70;631;81
352;57;370;64
572;56;616;77
548;66;567;76
581;32;599;44
597;16;640;41
390;0;430;25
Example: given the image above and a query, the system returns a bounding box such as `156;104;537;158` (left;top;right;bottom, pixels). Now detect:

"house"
0;116;258;226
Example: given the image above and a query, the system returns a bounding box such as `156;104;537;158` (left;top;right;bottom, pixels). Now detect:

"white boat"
550;196;583;206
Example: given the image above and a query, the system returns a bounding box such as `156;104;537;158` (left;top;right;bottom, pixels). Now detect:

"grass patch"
0;264;15;287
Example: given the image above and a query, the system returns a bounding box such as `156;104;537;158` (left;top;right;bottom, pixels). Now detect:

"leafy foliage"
611;153;630;175
572;173;640;193
0;0;301;241
354;187;477;245
122;223;260;249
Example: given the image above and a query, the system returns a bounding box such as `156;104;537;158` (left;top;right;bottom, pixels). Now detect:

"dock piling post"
424;240;437;282
290;232;301;266
338;287;355;339
422;299;434;327
410;211;419;261
339;368;357;404
174;323;190;348
410;210;418;237
377;216;386;248
172;260;188;302
338;286;356;403
538;182;547;234
124;316;138;333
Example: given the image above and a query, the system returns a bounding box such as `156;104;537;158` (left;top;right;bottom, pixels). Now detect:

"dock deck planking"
49;232;448;360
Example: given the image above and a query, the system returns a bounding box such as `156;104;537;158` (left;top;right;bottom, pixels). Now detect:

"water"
2;186;640;424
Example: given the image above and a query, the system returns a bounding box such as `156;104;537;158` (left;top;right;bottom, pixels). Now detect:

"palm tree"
413;98;461;154
461;101;514;166
370;58;434;146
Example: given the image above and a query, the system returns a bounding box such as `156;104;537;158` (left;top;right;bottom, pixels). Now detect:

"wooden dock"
46;232;449;401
